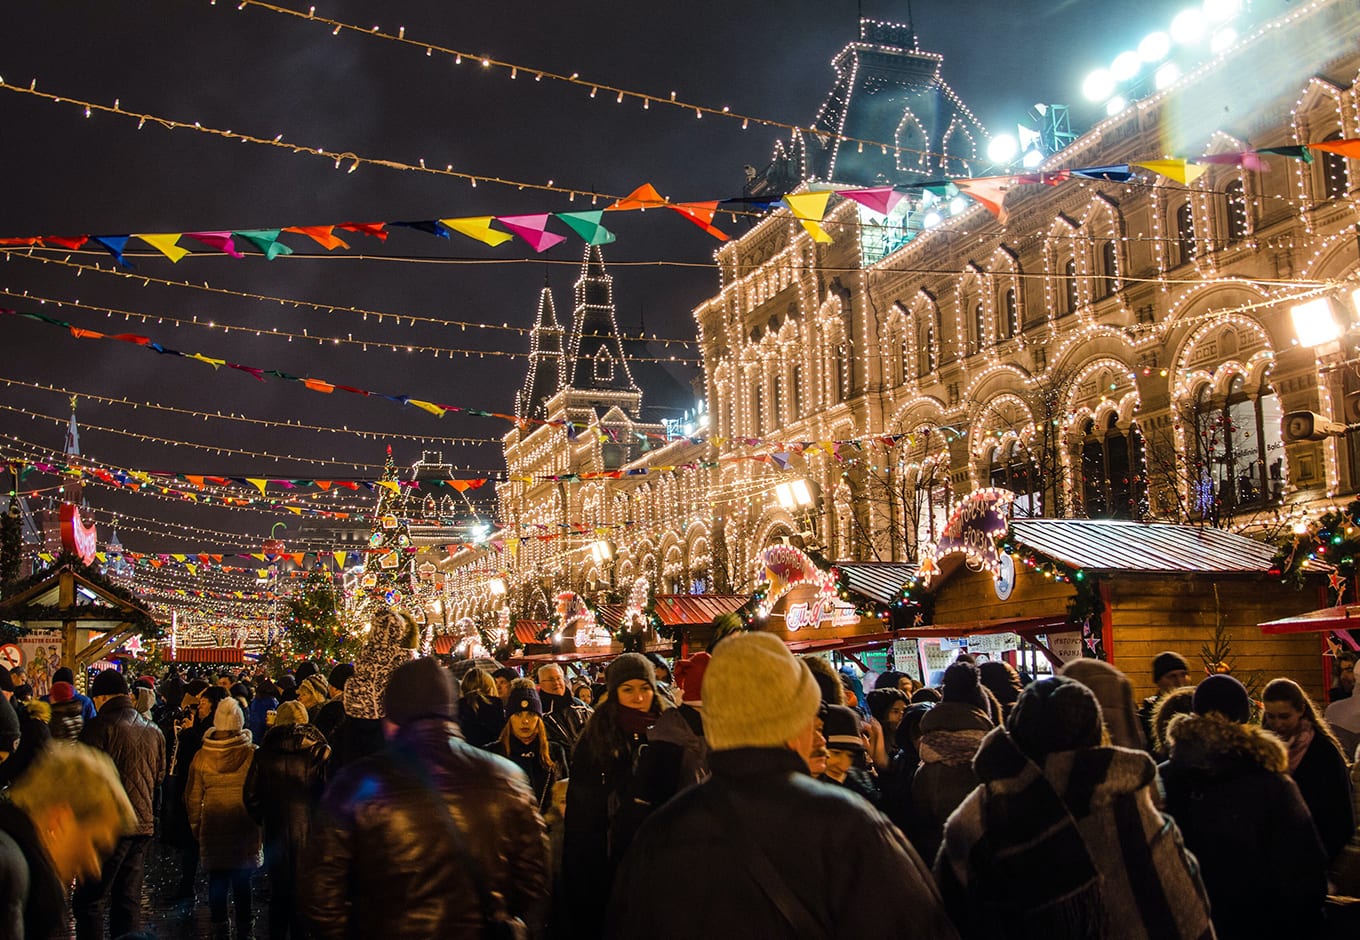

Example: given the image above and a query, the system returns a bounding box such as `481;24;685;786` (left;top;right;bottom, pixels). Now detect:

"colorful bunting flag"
555;210;617;245
438;216;513;247
234;229;293;260
782;192;834;243
953;177;1011;224
496;214;567;253
668;201;730;240
91;235;133;268
1067;165;1134;182
1309;138;1360;159
1133;159;1209;185
338;221;388;240
1196;151;1269;171
283;226;349;250
837;187;904;215
136;233;188;262
186;231;243;258
1257;145;1312;162
607;183;667;212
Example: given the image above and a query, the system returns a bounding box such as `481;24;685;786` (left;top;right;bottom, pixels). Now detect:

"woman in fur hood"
1158;674;1327;940
332;605;418;768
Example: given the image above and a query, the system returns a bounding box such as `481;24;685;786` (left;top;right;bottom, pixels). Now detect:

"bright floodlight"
1082;68;1115;101
922;210;943;228
1138;31;1171;62
949;196;969;215
1111;51;1141;81
1203;0;1241;23
1291;298;1341;348
1351;287;1360;320
1021;148;1044;169
1106;96;1128;117
987;134;1018;164
1209;27;1237;53
1170;9;1206;44
1154;62;1182;89
488;577;507;596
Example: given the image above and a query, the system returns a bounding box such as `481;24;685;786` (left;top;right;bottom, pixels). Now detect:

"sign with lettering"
1045;631;1084;663
891;638;922;684
967;632;1020;655
919;488;1013;586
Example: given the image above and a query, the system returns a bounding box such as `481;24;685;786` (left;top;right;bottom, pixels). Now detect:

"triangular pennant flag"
338;222;388;241
953;176;1012;223
1196;151;1269;172
497;215;567;253
303;378;335;393
438;216;514;247
44;235;89;250
555;211;617;246
783;191;835;243
408;399;447;417
1257;145;1312;162
247;478;268;494
135;233;188;262
189;353;225;369
234;230;294;260
0;238;39;246
316;480;333;491
837;187;903;215
186;231;243;257
1068;165;1133;182
607;183;667;211
668;202;730;240
1309;138;1360;159
91;235;133;268
1133;159;1208;185
283;226;349;250
333;551;348;568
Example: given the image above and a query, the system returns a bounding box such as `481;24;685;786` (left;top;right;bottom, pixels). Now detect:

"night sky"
0;0;1203;564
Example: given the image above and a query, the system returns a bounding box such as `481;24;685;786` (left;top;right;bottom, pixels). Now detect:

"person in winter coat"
881;701;934;836
564;653;666;938
1;744;136;940
334;606;417;769
48;679;85;741
488;684;567;813
167;682;221;900
1148;685;1196;762
605;632;960;940
977;660;1024;722
537;663;594;756
1331;740;1360;897
0;668;50;788
247;679;279;743
187;698;262;939
819;703;880;803
936;675;1214;940
633;651;710;814
457;667;506;748
304;657;550;939
311;663;352;745
910;661;995;861
296;674;329;721
1261;677;1355;863
49;666;96;721
1060;658;1147;750
244;699;330;940
866;687;909;755
1159;674;1327;940
1138;651;1192;747
74;669;166;940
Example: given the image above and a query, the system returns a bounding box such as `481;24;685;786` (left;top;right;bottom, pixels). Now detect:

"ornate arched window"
1004;288;1019;338
1080;414;1145;520
1063;258;1078;314
988;439;1040;516
974;302;987;352
1191;376;1284;519
1100;241;1119;296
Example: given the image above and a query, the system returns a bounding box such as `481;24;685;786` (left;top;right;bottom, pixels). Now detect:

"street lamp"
1291;298;1341;349
775;479;814;511
589;540;614;565
488;576;507;596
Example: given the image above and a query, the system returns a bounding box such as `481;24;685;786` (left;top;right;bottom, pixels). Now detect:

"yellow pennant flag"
440;216;514;247
783;192;835;243
185;564;197;576
189;353;225;369
378;480;401;494
287;506;303;515
257;569;269;578
408;399;447;417
171;554;186;562
247;478;269;495
1133;159;1209;185
136;233;188;262
333;551;347;568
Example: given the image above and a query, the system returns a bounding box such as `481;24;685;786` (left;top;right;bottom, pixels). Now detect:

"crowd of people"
0;610;1357;939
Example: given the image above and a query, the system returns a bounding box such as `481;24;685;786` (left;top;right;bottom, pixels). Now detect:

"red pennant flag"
668;201;730;240
338;222;389;240
44;235;90;250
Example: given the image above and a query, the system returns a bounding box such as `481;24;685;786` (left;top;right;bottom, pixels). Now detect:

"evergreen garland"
1271;500;1360;589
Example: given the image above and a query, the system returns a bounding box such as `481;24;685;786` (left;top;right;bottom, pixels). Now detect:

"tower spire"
566;245;637;397
516;277;567;422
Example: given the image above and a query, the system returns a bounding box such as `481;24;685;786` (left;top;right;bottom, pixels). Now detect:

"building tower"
566;246;640;408
515;274;568;423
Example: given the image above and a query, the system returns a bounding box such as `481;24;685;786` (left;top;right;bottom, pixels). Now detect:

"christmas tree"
357;447;416;611
273;565;359;667
0;499;22;592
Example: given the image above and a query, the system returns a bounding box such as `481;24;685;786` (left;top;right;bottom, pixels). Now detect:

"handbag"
699;785;829;939
398;752;529;940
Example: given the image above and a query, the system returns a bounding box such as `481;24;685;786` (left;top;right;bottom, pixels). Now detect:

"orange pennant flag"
303;378;336;394
186;475;205;489
1309;138;1360;159
668;201;730;240
70;327;106;340
607;183;667;211
316;480;333;491
283;226;350;250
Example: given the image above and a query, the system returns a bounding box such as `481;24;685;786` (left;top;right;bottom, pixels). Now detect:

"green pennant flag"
555;210;617;246
234;229;294;260
1257;145;1313;163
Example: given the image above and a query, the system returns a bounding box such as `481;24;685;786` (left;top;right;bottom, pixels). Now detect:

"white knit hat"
701;632;821;751
213;697;244;733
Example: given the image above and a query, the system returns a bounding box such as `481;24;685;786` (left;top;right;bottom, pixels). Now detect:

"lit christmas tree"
272;565;358;668
357;446;416;611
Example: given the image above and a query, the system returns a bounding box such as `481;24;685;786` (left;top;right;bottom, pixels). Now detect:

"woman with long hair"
563;653;665;937
1262;677;1355;862
456;666;506;748
489;682;568;812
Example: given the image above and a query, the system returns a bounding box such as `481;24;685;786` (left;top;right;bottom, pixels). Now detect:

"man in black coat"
74;669;166;940
536;663;592;756
304;657;550;939
606;632;960;940
1159;674;1327;940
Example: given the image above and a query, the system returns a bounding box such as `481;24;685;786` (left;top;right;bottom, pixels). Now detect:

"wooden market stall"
0;560;159;692
911;493;1327;700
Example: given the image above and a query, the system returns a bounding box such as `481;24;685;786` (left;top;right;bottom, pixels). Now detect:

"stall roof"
1009;519;1275;574
1259;605;1360;637
836;562;917;606
653;594;748;626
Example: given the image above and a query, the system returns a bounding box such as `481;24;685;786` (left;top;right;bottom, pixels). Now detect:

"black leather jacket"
78;695;166;836
243;722;330;859
304;717;550;940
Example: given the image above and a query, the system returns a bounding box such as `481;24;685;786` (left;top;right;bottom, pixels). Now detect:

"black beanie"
295;661;318;683
1153;651;1190;683
1192;674;1251;724
383;657;456;726
941;660;986;709
0;695;19;750
506;688;544;717
605;653;656;696
328;662;355;690
52;667;75;685
1006;675;1103;762
90;669;130;698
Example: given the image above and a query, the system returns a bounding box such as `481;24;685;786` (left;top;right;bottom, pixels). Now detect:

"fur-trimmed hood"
1165;712;1287;775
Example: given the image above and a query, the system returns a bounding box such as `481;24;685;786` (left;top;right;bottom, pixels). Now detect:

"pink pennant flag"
1196;152;1269;172
496;215;567;253
953;177;1012;224
186;232;243;258
837;187;903;215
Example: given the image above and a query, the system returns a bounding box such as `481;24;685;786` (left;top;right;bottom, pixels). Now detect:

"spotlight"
1106;96;1128;117
986;134;1018;164
1111;51;1141;81
1170;9;1206;44
1021;149;1044;169
1209;27;1236;53
1082;68;1115;101
1154;62;1182;89
1138;31;1171;62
